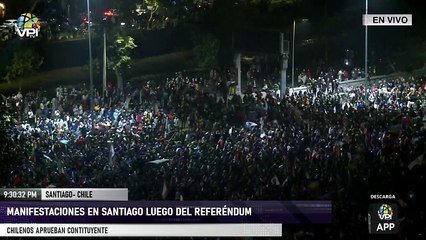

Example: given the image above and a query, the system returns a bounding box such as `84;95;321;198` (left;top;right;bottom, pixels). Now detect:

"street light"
86;0;94;113
0;3;5;19
292;18;309;89
365;0;368;80
0;2;6;18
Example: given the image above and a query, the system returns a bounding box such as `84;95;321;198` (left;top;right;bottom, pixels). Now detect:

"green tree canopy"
193;35;220;69
108;34;137;90
3;48;43;84
145;0;162;29
108;34;138;72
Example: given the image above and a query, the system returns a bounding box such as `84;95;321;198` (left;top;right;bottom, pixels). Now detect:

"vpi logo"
378;204;393;220
369;203;399;234
15;13;40;38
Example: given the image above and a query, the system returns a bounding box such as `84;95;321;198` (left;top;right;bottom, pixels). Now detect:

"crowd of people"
1;72;425;239
297;67;365;90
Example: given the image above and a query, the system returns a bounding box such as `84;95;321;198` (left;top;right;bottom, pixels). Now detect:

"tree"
108;34;137;91
3;48;43;89
145;0;161;30
193;35;220;69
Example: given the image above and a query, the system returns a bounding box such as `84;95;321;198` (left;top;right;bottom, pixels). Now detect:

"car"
38;18;49;27
3;19;17;27
104;9;120;17
0;24;12;33
103;9;120;23
0;24;13;40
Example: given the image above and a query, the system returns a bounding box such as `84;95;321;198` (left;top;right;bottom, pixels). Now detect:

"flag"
161;179;169;200
408;154;424;170
43;154;53;162
66;168;75;183
260;117;265;137
31;145;37;162
149;158;171;164
167;113;175;120
31;144;42;164
245;121;257;130
124;97;131;109
81;176;89;185
109;144;115;167
271;175;280;186
13;174;22;187
283;176;289;187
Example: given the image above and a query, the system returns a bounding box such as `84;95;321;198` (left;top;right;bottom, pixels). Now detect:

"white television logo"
378;213;392;220
15;24;39;38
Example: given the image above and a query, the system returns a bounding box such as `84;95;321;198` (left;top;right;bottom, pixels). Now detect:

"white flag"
408;154;424;170
109;144;115;166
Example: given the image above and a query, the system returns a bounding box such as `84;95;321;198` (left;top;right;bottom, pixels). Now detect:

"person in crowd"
0;71;425;239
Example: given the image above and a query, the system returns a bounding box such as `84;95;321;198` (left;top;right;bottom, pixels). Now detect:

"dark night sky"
1;0;425;69
2;0;424;34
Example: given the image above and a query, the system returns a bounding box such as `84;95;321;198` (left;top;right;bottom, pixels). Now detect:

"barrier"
289;68;426;93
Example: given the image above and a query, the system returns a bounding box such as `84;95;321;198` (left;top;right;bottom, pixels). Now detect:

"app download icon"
368;203;399;234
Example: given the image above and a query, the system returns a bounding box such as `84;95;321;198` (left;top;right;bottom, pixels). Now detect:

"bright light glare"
104;10;114;16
